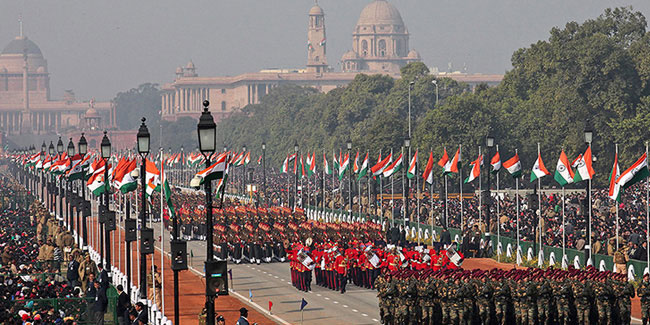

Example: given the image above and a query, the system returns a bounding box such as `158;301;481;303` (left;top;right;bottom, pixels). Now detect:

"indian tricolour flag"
464;155;482;184
437;148;449;168
371;152;392;176
357;152;369;180
422;151;434;185
195;152;228;185
115;159;138;193
338;153;350;181
608;152;621;202
406;150;418;179
281;153;296;174
573;146;595;183
503;152;522;178
323;153;332;175
553;150;574;186
616;152;649;191
443;148;460;175
353;151;360;173
383;152;403;178
530;152;550;182
491;151;501;174
307;152;316;177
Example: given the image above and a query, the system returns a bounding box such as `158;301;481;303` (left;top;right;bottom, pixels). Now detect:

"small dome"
407;49;421;59
309;5;324;16
2;36;43;56
186;60;195;69
36;66;46;73
85;107;100;119
175;66;183;74
341;50;359;60
357;0;404;26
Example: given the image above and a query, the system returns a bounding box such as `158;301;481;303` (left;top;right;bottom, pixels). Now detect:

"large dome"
356;0;404;26
1;36;42;56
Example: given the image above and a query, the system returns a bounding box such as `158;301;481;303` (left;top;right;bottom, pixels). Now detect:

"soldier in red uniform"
335;251;348;294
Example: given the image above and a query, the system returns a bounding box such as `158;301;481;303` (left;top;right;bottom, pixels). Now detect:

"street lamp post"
136;118;151;300
67;139;75;235
294;141;299;210
48;142;54;213
486;133;495;249
197;100;217;325
347;139;352;218
584;122;593;265
78;133;88;248
262;142;266;204
100;132;112;282
57;137;64;221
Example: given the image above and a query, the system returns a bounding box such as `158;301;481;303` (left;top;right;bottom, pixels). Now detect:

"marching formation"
376;266;640;325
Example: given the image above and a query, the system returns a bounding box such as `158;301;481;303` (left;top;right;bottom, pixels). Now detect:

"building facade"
0;32;115;136
161;0;503;122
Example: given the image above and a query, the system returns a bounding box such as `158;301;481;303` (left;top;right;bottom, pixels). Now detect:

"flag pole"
416;148;420;246
562;180;566;267
160;147;165;314
583;142;593;265
646;141;649;270
459;144;463;234
537;142;543;263
379;150;383;226
515;148;520;265
444;172;448;228
478;145;482;232
496;145;500;262
391;149;394;228
612;143;619;250
645;141;650;270
430;150;434;246
401;146;406;228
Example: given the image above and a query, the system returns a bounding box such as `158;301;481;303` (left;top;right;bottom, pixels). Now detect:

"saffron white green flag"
608;152;621;202
407;150;418;179
503;153;522;178
573;146;595;183
553;150;573;186
357;152;369;180
530;152;550;182
383;153;403;178
616;152;649;190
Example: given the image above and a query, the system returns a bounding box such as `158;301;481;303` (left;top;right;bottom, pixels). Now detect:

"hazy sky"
1;0;649;101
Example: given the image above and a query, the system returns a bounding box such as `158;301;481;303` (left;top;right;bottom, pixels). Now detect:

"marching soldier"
477;276;493;325
595;276;613;324
574;276;593;325
638;273;650;325
618;277;635;325
493;278;511;325
536;278;552;325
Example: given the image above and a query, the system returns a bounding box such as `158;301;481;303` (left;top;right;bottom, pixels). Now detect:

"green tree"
113;83;161;130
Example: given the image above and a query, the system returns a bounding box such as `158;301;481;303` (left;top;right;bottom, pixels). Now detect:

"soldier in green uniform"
417;276;435;325
375;272;389;324
536;278;552;325
395;278;409;324
515;277;527;324
553;278;572;325
638;273;650;325
477;276;493;325
617;277;635;325
574;276;593;324
449;277;462;325
405;277;419;325
594;276;613;324
493;278;511;325
461;276;475;324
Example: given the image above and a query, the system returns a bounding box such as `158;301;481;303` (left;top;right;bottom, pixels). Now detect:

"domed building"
341;0;420;73
0;29;115;137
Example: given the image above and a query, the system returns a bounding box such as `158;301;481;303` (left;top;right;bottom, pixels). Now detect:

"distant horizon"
1;0;648;101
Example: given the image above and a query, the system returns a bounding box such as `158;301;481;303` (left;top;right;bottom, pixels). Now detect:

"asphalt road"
139;220;380;325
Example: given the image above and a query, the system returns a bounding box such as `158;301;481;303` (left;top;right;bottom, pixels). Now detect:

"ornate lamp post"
56;137;64;221
48;142;54;213
100;131;112;281
66;138;75;233
136;118;150;300
197;100;217;325
78;133;88;248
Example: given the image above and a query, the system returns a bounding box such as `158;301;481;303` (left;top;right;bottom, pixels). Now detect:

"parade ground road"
184;238;382;325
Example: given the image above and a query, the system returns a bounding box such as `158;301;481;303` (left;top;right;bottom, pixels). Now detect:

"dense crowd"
166;168;650;263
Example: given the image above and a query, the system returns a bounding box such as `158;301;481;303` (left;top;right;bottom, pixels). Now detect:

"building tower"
306;2;328;73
